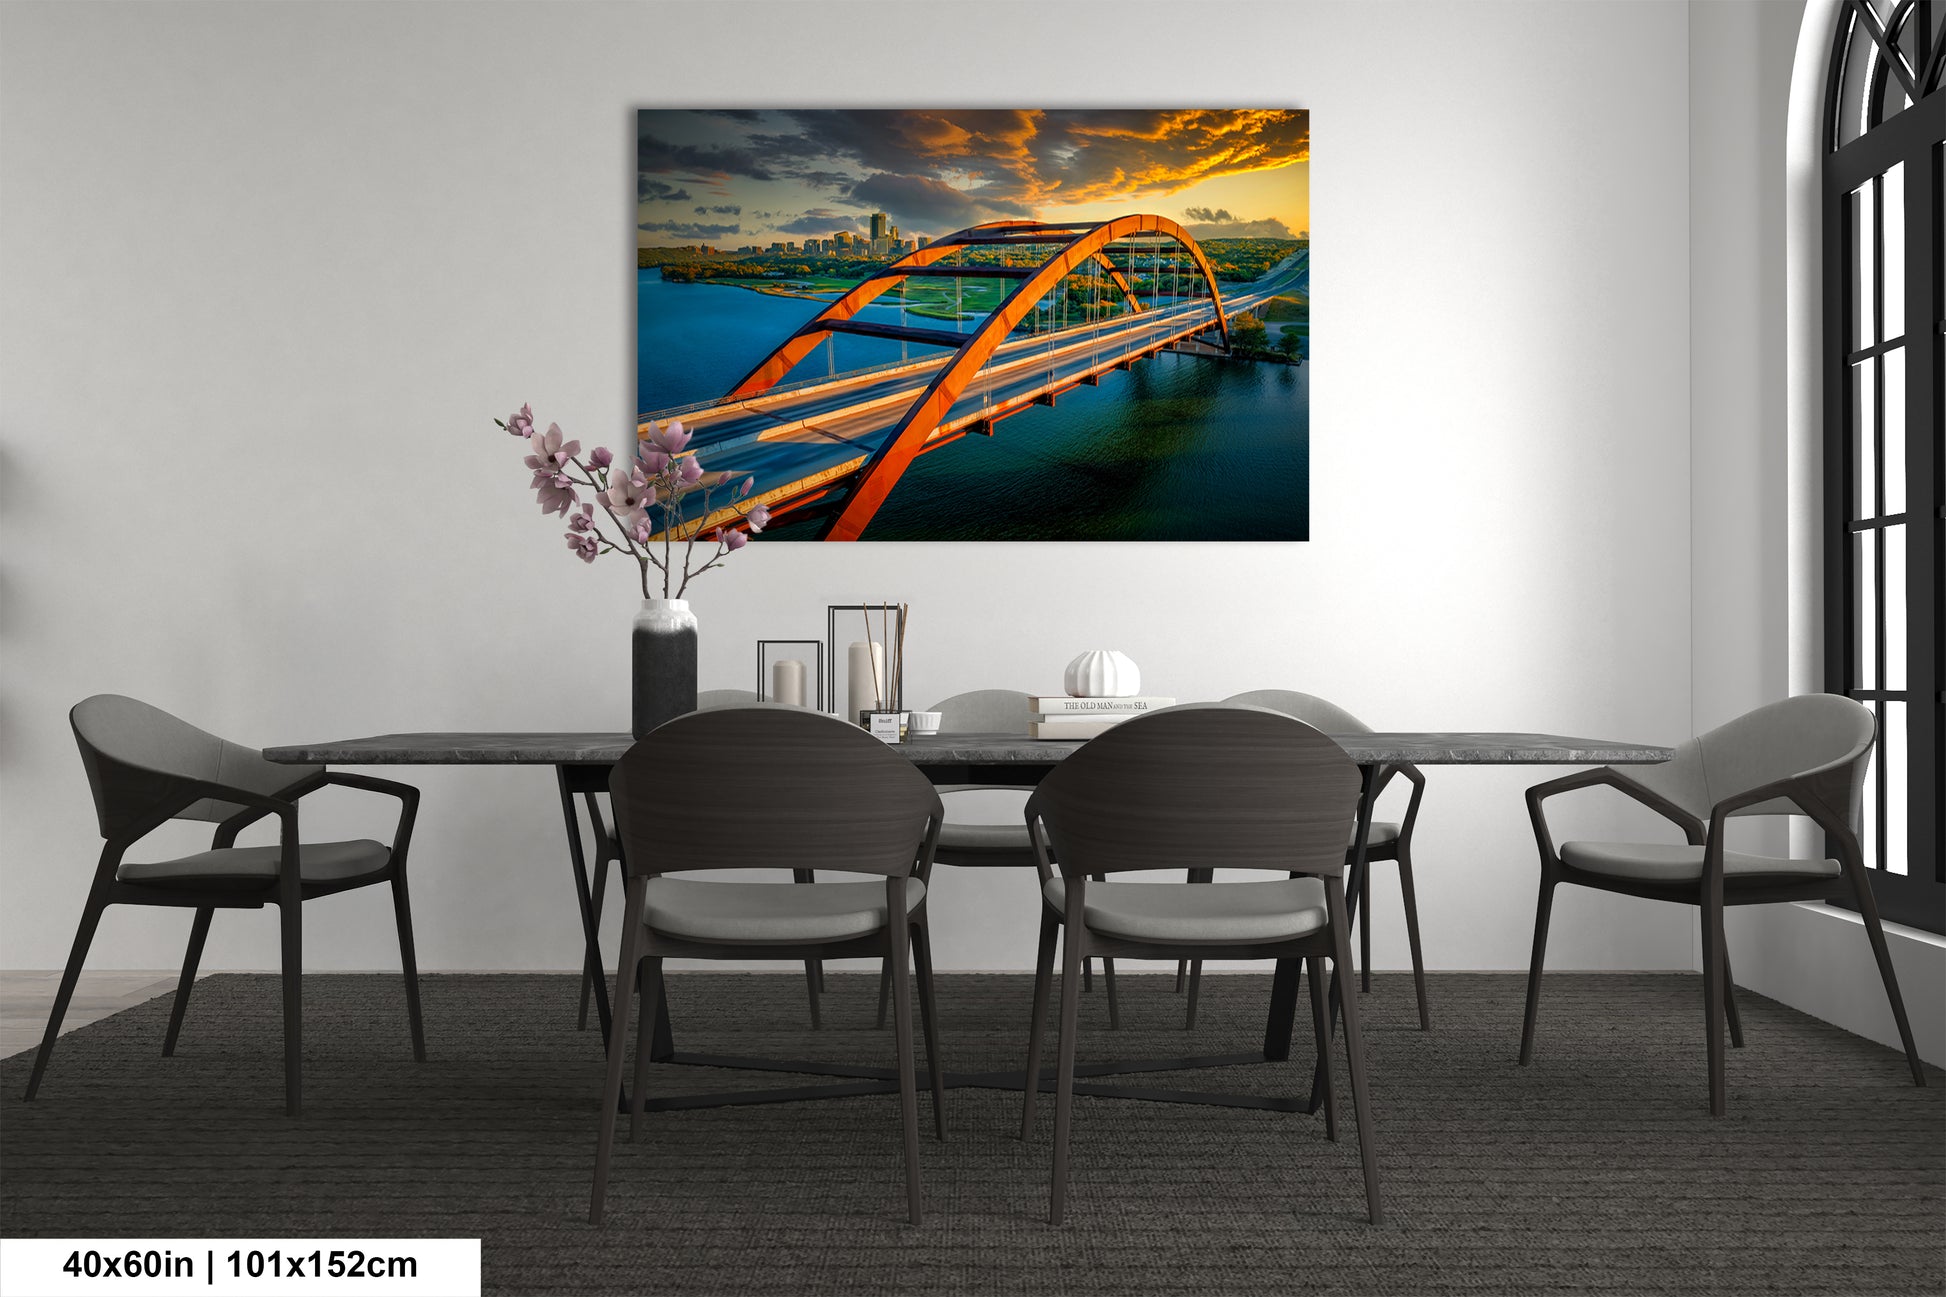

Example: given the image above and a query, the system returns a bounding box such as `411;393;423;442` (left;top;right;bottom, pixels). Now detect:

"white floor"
0;971;188;1060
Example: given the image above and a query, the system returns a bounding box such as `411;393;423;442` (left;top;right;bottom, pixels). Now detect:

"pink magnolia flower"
604;471;655;524
634;518;653;545
746;501;770;533
714;526;748;551
506;404;535;437
524;422;580;474
645;419;691;455
736;476;755;499
637;447;670;475
588;446;614;470
677;455;704;484
536;477;578;516
567;502;596;533
565;530;599;563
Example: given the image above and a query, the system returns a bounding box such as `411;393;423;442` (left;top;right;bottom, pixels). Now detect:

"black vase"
631;598;698;739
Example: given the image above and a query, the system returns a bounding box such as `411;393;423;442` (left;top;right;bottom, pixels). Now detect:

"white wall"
0;1;1700;976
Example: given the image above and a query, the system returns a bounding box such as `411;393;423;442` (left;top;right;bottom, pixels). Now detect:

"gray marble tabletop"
264;730;1672;767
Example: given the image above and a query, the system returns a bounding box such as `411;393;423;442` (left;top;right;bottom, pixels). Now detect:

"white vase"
1064;650;1141;698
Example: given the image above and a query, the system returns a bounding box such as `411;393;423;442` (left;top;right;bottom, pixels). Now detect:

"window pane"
1857;530;1878;689
1853;181;1877;351
1885;163;1906;337
1854;358;1877;519
1884;700;1907;875
1885;523;1906;689
1883;346;1905;514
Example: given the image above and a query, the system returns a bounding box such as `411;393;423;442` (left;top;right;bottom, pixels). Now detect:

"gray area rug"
3;971;1940;1296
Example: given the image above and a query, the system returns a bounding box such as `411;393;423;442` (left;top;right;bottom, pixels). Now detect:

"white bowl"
907;710;943;735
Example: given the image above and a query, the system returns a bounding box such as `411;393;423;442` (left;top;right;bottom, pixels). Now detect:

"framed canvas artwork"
636;109;1309;541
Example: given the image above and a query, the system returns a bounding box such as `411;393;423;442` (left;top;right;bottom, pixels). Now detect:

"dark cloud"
1182;211;1295;240
700;109;764;122
776;208;865;236
639;178;693;203
636;128;776;183
847;173;1029;232
638;220;741;240
797;169;857;190
694;205;741;216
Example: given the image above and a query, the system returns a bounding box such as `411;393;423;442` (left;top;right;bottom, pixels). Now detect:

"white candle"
771;658;807;707
847;640;884;722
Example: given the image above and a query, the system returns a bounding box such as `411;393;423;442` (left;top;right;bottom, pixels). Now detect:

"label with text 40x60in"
0;1239;480;1297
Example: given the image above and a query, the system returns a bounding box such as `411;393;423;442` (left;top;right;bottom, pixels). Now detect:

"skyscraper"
869;211;889;242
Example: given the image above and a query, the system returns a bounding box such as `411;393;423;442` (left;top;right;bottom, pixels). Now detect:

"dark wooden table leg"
558;766;614;1046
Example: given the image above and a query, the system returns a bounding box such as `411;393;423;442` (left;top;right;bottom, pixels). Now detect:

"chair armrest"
1704;760;1858;852
1022;792;1057;886
1394;762;1427;844
320;771;420;867
1526;767;1705;865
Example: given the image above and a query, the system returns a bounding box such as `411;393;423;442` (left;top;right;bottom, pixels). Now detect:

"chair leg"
23;890;108;1101
1307;955;1336;1142
391;876;427;1062
1100;959;1120;1030
792;869;822;1027
1174;958;1187;993
1396;847;1430;1031
1846;862;1926;1086
279;896;303;1118
1082;956;1093;993
590;878;645;1225
1359;865;1372;993
1185;959;1203;1030
1518;873;1557;1065
1050;916;1085;1225
911;922;947;1141
886;882;923;1227
1020;915;1058;1141
629;958;660;1142
1328;879;1383;1225
162;906;213;1057
1722;947;1744;1049
1702;890;1728;1117
875;959;891;1029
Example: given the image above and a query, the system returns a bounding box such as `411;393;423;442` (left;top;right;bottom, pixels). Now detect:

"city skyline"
637;109;1309;250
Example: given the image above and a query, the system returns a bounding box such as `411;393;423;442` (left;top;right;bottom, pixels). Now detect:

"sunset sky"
637;109;1308;248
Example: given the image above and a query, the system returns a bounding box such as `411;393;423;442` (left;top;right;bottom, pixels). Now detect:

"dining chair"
576;689;834;1029
1019;704;1381;1225
1521;693;1926;1115
874;688;1122;1029
590;706;947;1226
25;694;424;1116
1175;689;1430;1030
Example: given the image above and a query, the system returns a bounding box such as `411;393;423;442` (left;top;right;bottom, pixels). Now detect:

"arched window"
1822;0;1944;931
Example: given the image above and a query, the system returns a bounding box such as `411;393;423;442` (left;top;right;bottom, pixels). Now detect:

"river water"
637;270;1307;541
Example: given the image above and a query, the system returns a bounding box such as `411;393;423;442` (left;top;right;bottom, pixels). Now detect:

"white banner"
0;1240;481;1297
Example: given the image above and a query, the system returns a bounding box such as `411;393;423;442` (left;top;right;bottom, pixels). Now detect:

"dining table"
265;727;1673;1114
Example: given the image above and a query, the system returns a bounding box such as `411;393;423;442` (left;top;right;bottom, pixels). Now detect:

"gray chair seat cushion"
1357;821;1400;849
117;838;390;888
645;877;926;943
1559;840;1841;883
1042;876;1328;944
936;822;1031;853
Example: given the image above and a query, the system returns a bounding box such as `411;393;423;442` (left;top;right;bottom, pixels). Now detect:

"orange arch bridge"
723;214;1231;541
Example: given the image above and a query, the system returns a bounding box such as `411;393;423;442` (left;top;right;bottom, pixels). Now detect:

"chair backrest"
1620;694;1876;826
1223;688;1372;736
696;688;762;709
69;694;318;841
1025;703;1361;878
609;707;943;878
930;688;1034;735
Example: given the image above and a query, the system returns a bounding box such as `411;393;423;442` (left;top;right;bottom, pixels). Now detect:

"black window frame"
1821;0;1945;934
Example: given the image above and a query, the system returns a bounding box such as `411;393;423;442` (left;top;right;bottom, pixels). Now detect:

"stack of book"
1028;694;1176;739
